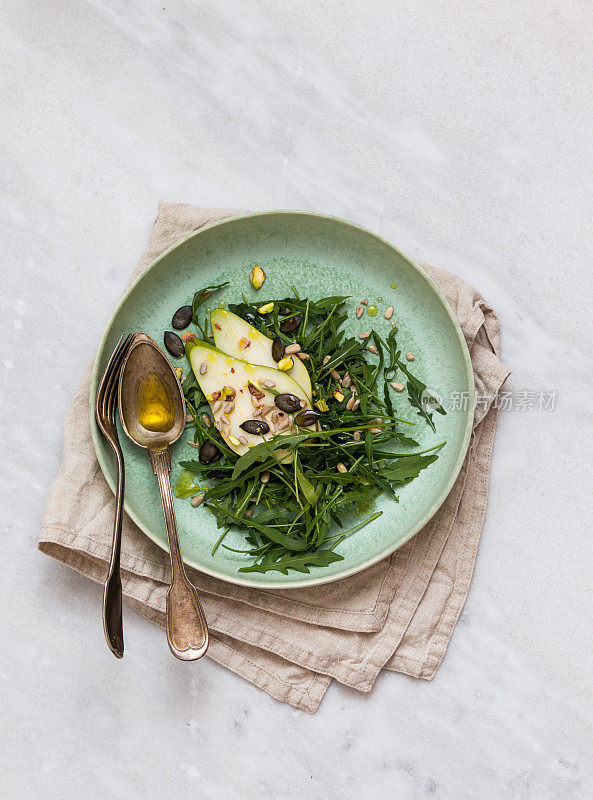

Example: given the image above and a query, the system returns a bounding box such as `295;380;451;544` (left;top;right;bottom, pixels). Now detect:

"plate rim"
90;210;474;589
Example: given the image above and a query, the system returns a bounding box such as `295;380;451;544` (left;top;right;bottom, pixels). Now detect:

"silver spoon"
118;333;209;660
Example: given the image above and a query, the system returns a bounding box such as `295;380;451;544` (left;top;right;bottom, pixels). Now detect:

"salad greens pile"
176;285;446;575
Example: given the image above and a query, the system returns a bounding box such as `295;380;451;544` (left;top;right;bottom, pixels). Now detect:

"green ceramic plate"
90;212;473;589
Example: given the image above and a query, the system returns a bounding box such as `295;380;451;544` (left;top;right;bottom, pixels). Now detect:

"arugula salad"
163;268;446;575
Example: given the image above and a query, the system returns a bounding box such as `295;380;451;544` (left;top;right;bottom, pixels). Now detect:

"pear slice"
186;339;311;457
210;308;312;399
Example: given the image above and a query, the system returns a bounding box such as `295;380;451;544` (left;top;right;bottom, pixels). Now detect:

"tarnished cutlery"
118;333;209;661
95;333;134;658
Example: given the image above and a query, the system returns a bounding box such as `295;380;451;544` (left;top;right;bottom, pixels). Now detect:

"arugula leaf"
238;549;344;574
294;460;319;506
191;282;229;322
396;359;446;431
378;453;439;483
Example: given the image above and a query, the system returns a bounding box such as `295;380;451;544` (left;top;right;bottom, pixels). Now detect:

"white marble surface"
1;1;592;797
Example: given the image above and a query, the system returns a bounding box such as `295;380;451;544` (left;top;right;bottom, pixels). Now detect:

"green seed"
367;305;378;317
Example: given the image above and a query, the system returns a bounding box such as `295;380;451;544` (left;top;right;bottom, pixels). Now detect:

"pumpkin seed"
171;305;193;330
164;331;185;357
274;393;302;413
294;409;320;427
271;334;285;362
240;419;270;435
199;440;222;464
279;315;301;333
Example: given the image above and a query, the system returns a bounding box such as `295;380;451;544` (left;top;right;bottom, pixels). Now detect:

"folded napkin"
39;203;510;712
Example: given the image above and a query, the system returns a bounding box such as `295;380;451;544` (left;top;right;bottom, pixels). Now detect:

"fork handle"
149;448;209;660
103;446;125;658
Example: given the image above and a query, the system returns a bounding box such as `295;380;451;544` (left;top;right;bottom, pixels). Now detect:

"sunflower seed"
260;471;270;483
330;369;341;382
352;431;361;442
244;508;253;518
384;306;394;319
359;332;370;339
191;493;205;507
367;344;379;355
352;398;360;411
297;352;310;360
390;382;405;392
212;400;223;413
238;435;248;445
370;427;382;433
223;401;235;414
406;352;415;361
201;413;211;427
341;373;352;388
356;304;364;319
346;396;355;411
199;361;207;375
284;343;301;355
322;355;331;365
336;463;348;474
187;440;200;448
299;399;307;408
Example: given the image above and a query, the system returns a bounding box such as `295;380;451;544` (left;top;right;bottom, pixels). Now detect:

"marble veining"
1;1;592;798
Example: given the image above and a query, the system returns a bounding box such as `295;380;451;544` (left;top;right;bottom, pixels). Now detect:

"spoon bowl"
118;333;186;450
119;333;209;661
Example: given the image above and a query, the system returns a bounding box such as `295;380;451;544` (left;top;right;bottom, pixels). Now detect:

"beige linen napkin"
39;203;510;713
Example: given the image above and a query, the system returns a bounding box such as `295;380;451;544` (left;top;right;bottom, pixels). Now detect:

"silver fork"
95;333;135;657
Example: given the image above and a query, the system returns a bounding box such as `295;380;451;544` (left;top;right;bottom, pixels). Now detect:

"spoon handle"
149;448;209;660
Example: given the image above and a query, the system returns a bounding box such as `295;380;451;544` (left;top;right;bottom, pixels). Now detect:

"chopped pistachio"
249;265;266;290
